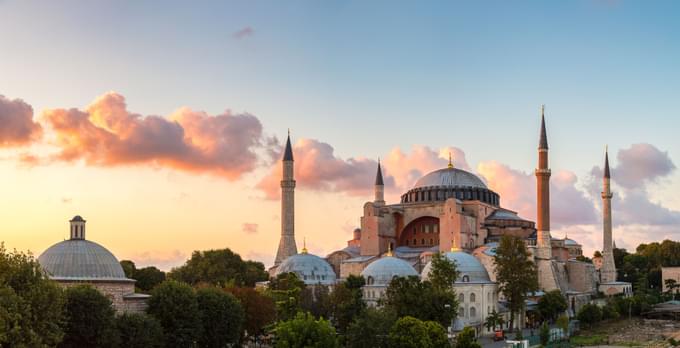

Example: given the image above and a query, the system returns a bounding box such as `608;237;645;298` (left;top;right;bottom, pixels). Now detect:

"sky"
1;0;679;270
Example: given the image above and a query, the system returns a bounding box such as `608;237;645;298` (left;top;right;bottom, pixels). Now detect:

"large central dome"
413;167;487;190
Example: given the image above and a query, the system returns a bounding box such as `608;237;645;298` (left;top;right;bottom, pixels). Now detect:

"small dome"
564;238;580;246
413;167;487;190
361;256;418;286
421;251;491;283
70;215;86;222
38;240;130;281
276;253;336;285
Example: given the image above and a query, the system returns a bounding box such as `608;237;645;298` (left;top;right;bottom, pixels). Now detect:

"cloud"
242;223;259;234
126;249;187;271
613;143;676;190
477;161;597;226
233;26;254;39
41;92;267;179
0;94;42;146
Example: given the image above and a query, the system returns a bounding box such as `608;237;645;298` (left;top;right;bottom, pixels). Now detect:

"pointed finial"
539;105;548;150
448;152;454;169
288;128;290;137
283;129;294;161
541;104;545;117
301;237;308;254
604;145;611;179
386;243;393;257
375;158;384;186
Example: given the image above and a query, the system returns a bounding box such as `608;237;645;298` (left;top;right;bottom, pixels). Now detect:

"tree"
424;320;450;348
226;286;276;341
60;285;119;348
196;287;244;347
120;260;136;278
428;252;460;290
116;313;164;348
148;280;202;347
484;309;504;332
134;266;166;292
0;244;65;346
538;290;568;322
556;315;569;336
346;307;395;348
539;322;550;345
601;302;620;320
388;316;432;348
593;251;602;258
455;326;481;348
268;272;305;321
494;235;538;332
274;312;339;348
329;275;366;335
383;276;457;327
576;303;602;328
169;248;268;287
300;285;331;319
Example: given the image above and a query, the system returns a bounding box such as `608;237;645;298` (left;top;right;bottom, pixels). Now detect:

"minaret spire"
275;130;298;265
448;152;454;169
535;105;552;260
601;146;617;283
374;158;385;206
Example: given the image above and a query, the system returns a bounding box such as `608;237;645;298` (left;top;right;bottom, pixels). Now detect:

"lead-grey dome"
421;251;491;283
276;252;337;285
361;256;418;286
413;167;487;190
38;240;131;282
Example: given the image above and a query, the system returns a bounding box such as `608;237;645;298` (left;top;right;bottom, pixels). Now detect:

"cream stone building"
38;216;149;313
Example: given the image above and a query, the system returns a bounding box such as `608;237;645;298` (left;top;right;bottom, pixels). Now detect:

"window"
459;307;465;318
470;293;476;302
367;276;374;285
459;293;464;302
462;275;470;282
488;306;491;314
406;239;409;246
434;225;439;233
429;239;433;245
470;307;476;318
488;292;491;302
421;239;425;245
413;239;417;245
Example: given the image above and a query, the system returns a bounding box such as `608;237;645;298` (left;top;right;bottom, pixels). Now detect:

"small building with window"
360;253;419;306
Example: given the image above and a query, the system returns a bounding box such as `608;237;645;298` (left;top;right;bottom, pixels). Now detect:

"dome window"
462;275;470;282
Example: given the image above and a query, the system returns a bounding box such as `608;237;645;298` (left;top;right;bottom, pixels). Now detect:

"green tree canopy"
274;312;339;348
383;276;458;327
268;272;306;321
196;286;244;347
538;290;568;322
225;286;276;340
576;303;602;328
329;275;366;335
388;316;449;348
345;307;395;348
428;252;460;290
148;280;202;347
494;235;538;332
115;313;164;348
60;285;119;348
168;248;268;287
0;244;65;346
455;326;481;348
120;260;166;292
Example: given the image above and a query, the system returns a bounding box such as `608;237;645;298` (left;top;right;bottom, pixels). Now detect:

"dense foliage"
225;286;276;340
388;316;449;348
148;280;202;347
168;248;268;287
494;235;538;331
115;313;164;348
196;286;244;347
0;244;66;346
455;326;481;348
329;275;366;335
576;303;602;327
538;290;568;322
274;312;339;348
120;260;166;292
60;285;119;348
345;307;395;348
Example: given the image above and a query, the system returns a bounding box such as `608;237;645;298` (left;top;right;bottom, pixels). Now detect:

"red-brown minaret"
535;105;552;260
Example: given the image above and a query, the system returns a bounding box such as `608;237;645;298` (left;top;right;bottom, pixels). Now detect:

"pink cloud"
126;249;187;271
233;26;254;39
0;94;42;147
242;223;259;234
41;92;267;179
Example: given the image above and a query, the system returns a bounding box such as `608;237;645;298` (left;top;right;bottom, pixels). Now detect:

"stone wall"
57;280;143;314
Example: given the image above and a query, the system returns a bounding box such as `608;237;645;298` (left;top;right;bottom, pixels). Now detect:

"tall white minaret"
374;159;385;206
70;215;86;240
535;105;552;260
274;131;298;265
601;147;617;283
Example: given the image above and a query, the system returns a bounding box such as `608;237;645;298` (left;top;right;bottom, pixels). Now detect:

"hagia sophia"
270;107;632;335
31;106;632;336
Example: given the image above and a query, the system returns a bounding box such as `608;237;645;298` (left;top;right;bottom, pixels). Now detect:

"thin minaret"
275;131;298;265
601;146;617;283
374;159;385;206
535;105;552;260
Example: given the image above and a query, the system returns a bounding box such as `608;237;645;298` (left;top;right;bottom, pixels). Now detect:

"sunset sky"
1;0;679;270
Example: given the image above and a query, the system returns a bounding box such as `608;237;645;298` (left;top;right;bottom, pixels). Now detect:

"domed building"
38;216;149;313
360;250;419;306
422;249;498;336
274;245;336;286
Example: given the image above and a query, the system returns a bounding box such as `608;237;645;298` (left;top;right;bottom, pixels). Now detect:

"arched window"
421;239;425;245
470;307;476;318
462;275;470;282
459;293;464;302
470;293;476;302
413;238;417;245
488;306;491;314
367;276;374;285
488;292;491;302
430;238;434;245
459;307;465;318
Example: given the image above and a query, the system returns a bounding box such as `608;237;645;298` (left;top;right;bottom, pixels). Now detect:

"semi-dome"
421;250;491;283
361;256;418;286
276;252;336;285
413;167;487;190
38;239;131;282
